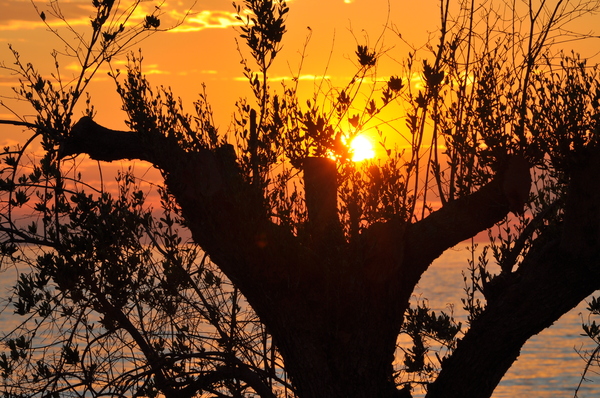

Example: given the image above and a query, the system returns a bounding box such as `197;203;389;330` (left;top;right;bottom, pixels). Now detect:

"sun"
350;134;375;162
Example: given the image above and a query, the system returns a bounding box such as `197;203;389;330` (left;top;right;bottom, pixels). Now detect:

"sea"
0;245;598;397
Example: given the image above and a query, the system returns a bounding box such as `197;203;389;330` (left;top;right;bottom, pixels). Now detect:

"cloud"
0;0;91;31
0;17;89;31
0;137;22;147
0;1;245;35
168;10;244;33
63;61;170;77
0;74;21;87
177;70;219;76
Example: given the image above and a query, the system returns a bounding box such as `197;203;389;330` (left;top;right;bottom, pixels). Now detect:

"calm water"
416;246;600;398
0;246;598;397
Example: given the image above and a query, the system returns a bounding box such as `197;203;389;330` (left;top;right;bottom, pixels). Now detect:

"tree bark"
61;117;551;398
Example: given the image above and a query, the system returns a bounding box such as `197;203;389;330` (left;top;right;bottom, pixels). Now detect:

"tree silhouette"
2;0;600;397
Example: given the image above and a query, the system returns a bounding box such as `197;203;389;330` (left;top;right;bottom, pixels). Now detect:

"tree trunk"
267;280;405;398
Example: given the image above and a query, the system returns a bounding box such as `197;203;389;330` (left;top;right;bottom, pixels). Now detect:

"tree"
2;0;600;397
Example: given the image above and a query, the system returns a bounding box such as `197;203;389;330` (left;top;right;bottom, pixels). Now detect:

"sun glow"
350;135;375;162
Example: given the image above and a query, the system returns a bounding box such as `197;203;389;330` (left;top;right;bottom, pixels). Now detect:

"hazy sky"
0;0;442;128
1;0;600;151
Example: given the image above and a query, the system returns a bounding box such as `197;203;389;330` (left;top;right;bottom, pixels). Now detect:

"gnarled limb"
60;117;298;296
61;118;531;271
400;155;531;284
426;150;600;398
59;116;153;163
426;239;600;398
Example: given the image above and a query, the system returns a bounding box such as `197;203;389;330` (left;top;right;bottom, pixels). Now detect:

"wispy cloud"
0;0;91;31
64;60;170;77
177;70;219;76
0;74;21;87
0;17;89;31
0;1;245;34
168;10;244;33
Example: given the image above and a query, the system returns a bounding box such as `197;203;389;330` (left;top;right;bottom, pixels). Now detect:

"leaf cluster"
116;54;223;152
529;54;600;171
399;301;461;382
235;0;288;71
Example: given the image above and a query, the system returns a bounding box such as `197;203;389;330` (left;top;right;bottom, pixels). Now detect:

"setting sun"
350;134;375;162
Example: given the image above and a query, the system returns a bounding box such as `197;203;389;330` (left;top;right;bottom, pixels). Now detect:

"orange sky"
0;0;598;250
2;0;600;183
0;0;443;131
0;0;442;207
2;0;600;136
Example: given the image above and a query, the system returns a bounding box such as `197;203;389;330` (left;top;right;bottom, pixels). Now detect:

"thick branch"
302;157;343;248
61;117;315;320
560;148;600;256
404;155;531;273
60;117;231;198
59;117;151;162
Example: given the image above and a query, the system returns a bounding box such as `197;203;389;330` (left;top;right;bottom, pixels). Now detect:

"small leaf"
144;15;161;29
356;45;376;67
